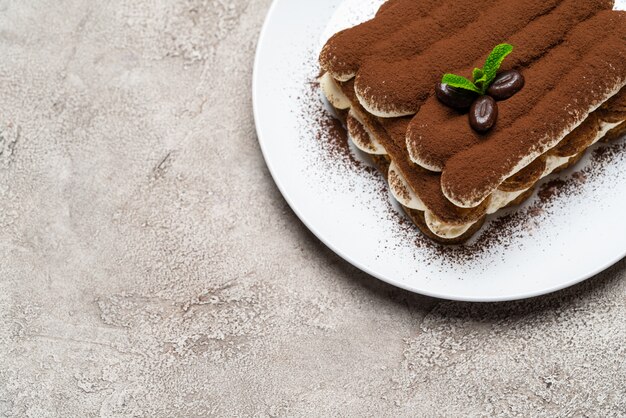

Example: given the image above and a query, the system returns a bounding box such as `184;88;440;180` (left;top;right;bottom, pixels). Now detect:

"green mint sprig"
442;43;514;95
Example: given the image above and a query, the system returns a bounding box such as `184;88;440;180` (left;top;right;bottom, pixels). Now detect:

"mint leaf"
481;43;514;87
472;68;486;91
472;68;484;82
439;43;514;97
441;74;482;94
474;74;488;94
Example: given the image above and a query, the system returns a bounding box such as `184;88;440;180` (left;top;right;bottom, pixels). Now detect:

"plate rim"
252;0;626;302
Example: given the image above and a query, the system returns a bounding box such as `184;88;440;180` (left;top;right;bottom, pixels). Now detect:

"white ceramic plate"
253;0;626;301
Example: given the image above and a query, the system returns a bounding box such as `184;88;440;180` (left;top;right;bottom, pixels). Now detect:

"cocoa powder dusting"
304;0;626;264
300;79;366;171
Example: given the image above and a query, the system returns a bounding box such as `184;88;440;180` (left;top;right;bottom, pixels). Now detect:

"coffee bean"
435;83;476;110
469;96;498;132
487;70;525;100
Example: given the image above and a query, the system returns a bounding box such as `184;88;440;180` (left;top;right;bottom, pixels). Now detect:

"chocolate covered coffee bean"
487;70;525;100
469;96;498;132
435;83;477;110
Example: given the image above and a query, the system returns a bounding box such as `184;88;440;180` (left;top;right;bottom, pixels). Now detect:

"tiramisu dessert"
319;0;626;243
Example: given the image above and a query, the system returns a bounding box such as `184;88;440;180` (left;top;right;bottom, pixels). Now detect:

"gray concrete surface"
0;1;625;416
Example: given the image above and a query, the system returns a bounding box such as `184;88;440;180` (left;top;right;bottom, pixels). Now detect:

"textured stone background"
0;1;625;416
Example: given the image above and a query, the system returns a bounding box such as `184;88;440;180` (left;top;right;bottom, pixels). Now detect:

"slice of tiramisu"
319;0;626;243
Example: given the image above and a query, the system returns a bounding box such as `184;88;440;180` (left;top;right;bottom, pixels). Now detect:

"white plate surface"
253;0;626;301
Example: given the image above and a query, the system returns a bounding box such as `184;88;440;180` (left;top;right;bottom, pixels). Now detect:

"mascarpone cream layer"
347;111;387;155
388;162;427;211
320;72;351;110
